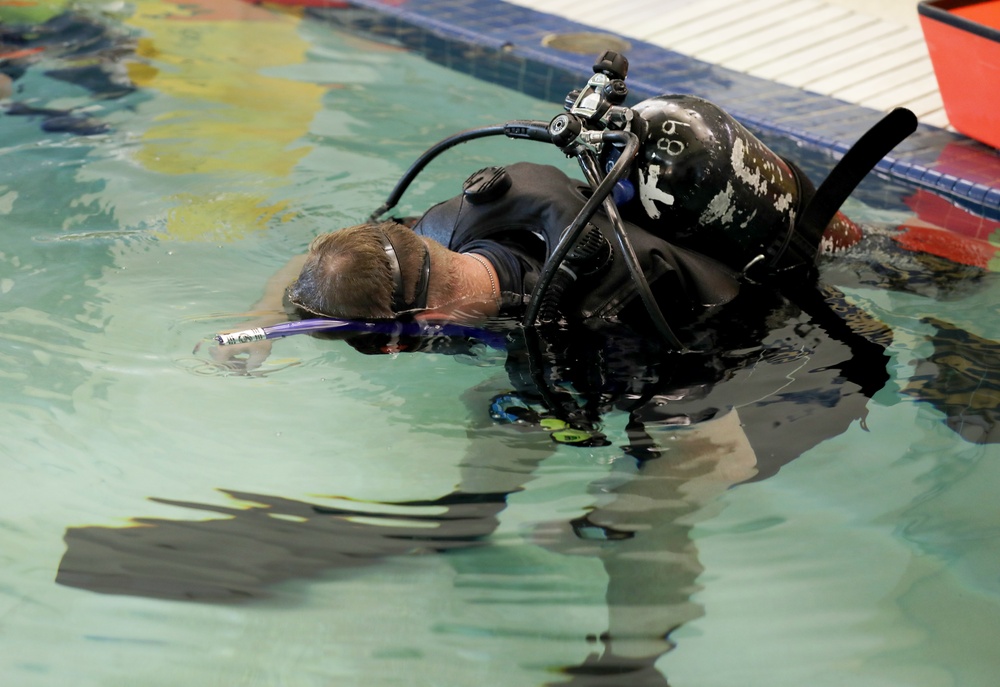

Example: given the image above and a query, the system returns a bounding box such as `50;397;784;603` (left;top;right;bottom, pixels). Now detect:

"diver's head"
287;221;489;322
287;222;433;320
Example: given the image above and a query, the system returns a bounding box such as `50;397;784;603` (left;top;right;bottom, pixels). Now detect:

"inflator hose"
369;121;552;222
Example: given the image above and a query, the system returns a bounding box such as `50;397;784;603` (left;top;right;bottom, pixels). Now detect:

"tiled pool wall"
310;0;1000;223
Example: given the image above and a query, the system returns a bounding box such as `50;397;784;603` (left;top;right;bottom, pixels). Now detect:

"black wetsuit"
412;162;743;338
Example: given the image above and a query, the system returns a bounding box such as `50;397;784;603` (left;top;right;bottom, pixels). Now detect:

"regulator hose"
577;150;687;351
535;222;613;323
522;132;637;328
522;132;686;351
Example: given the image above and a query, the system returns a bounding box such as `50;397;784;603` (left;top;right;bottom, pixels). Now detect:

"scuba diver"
210;45;918;356
218;98;900;357
275;92;870;348
210;51;917;462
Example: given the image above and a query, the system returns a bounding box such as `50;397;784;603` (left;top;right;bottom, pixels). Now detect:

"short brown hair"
286;222;429;320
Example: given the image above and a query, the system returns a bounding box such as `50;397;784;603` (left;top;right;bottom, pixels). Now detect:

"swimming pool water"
1;2;998;686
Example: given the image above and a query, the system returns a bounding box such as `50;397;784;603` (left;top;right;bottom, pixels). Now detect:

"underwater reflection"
57;489;506;602
825;229;1000;446
904;317;1000;444
1;11;137;134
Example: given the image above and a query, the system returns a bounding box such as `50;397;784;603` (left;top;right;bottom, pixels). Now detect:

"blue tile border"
315;0;1000;223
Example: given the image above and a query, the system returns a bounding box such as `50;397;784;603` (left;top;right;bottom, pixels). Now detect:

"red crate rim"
919;1;1000;42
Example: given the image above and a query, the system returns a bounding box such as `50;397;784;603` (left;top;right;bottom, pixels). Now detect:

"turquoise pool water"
1;3;998;686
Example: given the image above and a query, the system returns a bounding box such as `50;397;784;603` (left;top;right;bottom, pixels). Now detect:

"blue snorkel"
215;318;508;349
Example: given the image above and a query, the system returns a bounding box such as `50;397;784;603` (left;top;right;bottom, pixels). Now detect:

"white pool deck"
505;0;950;129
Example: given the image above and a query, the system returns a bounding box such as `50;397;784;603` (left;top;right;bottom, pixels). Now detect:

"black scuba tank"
623;95;806;274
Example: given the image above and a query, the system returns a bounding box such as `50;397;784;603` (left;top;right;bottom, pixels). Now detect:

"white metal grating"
507;0;950;129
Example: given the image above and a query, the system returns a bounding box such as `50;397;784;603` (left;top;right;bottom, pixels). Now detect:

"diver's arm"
250;253;309;316
210;254;308;371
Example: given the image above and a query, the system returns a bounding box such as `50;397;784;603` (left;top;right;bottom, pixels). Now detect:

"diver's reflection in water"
55;418;739;686
478;297;886;685
528;410;758;687
55;284;1000;685
56;489;508;602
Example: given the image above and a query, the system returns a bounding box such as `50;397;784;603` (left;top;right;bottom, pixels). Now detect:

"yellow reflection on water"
123;0;325;239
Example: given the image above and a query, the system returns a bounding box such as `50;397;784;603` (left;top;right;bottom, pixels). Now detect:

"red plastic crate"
919;0;1000;148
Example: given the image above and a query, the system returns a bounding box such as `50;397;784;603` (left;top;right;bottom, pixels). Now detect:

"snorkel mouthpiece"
215;319;359;345
216;328;267;346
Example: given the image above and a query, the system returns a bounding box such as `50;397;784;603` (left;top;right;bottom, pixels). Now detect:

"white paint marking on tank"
730;137;769;197
774;192;794;213
638;164;675;220
700;180;736;225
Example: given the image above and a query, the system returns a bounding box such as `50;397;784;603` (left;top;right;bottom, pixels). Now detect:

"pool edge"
313;0;1000;224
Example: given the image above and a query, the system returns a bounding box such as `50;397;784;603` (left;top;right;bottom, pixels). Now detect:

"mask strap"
381;231;431;313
